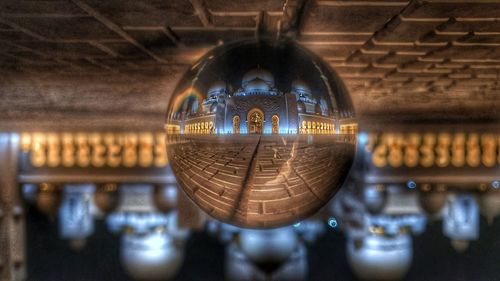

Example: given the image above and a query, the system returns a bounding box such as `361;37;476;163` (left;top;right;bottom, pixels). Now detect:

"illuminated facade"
180;68;338;135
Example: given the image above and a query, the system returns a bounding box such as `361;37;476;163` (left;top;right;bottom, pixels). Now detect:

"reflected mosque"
180;68;339;135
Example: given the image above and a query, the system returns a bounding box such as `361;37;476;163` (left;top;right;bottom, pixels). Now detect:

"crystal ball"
165;39;356;228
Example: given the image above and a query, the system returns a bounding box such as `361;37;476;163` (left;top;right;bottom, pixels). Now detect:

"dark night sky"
27;205;500;281
172;40;352;113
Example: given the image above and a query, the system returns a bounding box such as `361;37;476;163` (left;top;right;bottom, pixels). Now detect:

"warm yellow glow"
154;132;167;167
184;120;215;134
21;132;31;152
340;123;358;134
47;133;60;167
89;133;106;167
19;132;168;168
139;132;154;168
367;132;500;168
298;119;335;134
165;124;181;134
31;133;46;167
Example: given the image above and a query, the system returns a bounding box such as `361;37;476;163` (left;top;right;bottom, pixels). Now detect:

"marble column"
0;133;25;281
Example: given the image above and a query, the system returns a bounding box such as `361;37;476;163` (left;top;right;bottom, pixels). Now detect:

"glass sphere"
165;39;356;228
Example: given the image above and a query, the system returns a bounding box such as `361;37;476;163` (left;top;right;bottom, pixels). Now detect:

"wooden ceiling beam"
189;0;213;27
71;0;166;63
277;0;309;39
0;17;47;41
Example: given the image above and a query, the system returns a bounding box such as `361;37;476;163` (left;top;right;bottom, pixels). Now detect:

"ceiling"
1;0;500;130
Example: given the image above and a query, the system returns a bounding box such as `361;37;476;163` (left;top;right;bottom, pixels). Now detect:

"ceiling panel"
0;0;499;130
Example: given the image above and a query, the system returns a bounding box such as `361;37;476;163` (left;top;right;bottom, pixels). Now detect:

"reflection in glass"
165;39;357;227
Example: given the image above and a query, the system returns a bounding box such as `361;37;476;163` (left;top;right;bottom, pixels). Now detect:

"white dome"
121;232;183;281
239;227;298;265
347;234;413;281
291;80;311;95
208;80;226;96
242;68;274;87
244;78;270;93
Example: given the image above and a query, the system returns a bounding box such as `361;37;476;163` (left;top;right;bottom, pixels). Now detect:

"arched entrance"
247;108;264;134
271;114;279;134
232;115;240;134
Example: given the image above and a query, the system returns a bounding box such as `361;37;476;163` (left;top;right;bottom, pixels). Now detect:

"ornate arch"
271;114;279;134
247;108;264;134
232;115;240;134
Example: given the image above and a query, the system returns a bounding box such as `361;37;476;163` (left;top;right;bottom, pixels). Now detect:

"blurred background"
1;0;500;280
1;130;498;281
